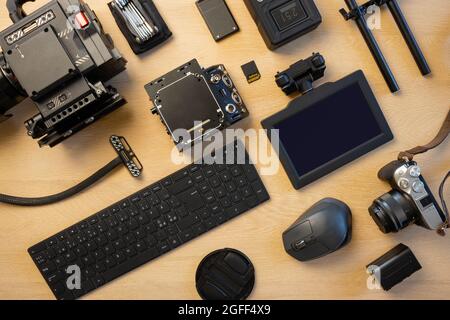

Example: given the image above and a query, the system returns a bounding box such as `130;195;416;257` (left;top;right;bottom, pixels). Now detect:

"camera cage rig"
0;0;127;147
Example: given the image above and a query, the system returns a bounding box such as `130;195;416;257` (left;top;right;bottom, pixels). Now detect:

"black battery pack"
244;0;322;50
367;243;422;291
108;0;172;54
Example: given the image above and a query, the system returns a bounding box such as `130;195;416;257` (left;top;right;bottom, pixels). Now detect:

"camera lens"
0;53;25;118
368;190;418;233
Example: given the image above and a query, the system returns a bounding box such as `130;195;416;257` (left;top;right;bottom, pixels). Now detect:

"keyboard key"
75;245;87;257
173;169;189;181
168;177;194;195
204;167;215;177
219;171;232;182
148;207;160;219
41;262;57;275
231;193;242;203
177;214;200;231
192;171;204;183
192;223;206;236
125;247;137;257
151;184;162;193
179;189;204;211
125;234;137;245
162;178;172;187
252;181;270;202
94;262;106;273
131;195;141;203
225;181;237;193
127;218;139;230
136;214;149;225
113;252;126;263
168;236;182;248
135;241;147;252
210;176;221;188
214;186;227;198
198;182;210;193
157;189;171;200
158;241;170;253
157;201;171;214
197;207;211;219
156;230;168;241
204;192;215;203
226;202;249;218
138;200;150;211
181;230;194;241
243;165;258;181
246;196;259;208
231;166;242;177
92;276;105;288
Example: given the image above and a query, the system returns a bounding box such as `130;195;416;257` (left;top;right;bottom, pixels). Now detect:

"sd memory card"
241;61;261;84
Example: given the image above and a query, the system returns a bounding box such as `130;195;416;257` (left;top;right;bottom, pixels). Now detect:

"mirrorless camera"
0;0;127;147
369;160;447;234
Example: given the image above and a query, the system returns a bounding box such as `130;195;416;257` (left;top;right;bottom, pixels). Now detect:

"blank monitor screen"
273;82;387;177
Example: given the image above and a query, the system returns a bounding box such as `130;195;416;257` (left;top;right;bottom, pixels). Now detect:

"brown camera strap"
398;109;450;161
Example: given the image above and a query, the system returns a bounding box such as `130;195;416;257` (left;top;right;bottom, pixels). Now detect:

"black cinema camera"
0;0;127;147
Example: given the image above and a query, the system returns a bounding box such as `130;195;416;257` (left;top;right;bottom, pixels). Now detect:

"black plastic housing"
244;0;322;50
108;0;172;54
367;243;422;291
0;0;127;147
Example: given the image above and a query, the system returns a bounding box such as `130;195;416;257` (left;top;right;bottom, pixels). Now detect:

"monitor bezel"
261;70;394;189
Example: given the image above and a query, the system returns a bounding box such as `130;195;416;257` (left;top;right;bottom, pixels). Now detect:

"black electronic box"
244;0;322;50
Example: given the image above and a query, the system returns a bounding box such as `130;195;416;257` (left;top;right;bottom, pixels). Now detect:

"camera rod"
340;0;399;93
383;0;431;76
340;0;432;92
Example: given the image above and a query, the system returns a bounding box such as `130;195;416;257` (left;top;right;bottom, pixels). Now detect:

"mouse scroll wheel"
293;240;307;251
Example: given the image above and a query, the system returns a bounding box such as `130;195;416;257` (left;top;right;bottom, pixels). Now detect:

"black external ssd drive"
196;0;239;41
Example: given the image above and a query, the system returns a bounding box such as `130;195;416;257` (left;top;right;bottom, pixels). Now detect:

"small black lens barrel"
369;190;417;233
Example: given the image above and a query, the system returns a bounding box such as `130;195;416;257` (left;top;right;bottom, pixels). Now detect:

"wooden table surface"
0;0;448;300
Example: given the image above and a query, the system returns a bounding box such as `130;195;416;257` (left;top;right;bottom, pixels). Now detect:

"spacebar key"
102;248;159;282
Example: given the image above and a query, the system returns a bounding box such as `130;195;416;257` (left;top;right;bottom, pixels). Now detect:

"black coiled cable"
0;157;122;206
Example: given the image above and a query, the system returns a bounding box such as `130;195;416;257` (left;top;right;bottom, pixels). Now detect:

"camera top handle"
6;0;36;23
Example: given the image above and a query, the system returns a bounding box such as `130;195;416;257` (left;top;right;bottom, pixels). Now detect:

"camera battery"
367;243;422;291
244;0;322;50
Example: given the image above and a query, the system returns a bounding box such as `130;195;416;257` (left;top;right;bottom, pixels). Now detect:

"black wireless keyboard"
28;143;270;300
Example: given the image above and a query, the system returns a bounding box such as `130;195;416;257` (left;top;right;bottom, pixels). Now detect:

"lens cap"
196;248;255;300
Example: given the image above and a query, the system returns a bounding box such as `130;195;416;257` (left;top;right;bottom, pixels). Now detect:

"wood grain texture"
0;0;448;300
